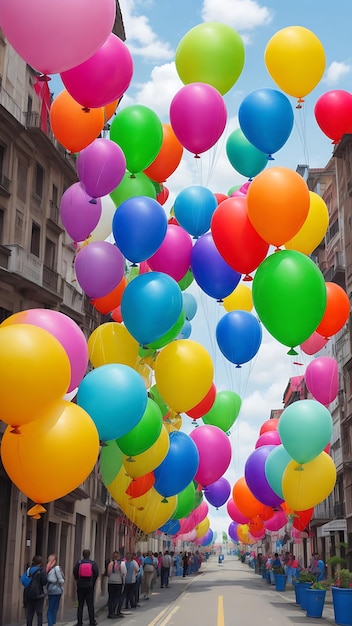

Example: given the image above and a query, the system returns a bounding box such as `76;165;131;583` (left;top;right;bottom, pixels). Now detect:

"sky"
51;0;352;537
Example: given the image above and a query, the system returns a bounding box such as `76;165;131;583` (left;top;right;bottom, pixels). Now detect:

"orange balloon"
248;516;265;533
91;277;127;314
105;99;120;122
259;505;275;521
50;90;105;153
316;282;350;338
144;123;183;183
246;167;310;247
259;418;279;435
232;477;264;519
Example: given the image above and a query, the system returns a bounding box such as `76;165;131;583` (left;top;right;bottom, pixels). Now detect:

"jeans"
161;567;170;587
108;583;125;616
77;587;95;625
47;595;62;626
26;597;45;626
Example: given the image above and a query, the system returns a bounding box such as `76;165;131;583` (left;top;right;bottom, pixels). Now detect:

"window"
17;159;28;202
44;238;56;269
35;162;44;198
30;222;40;257
0;208;3;242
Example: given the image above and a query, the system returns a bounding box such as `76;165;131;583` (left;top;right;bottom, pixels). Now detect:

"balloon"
121;272;183;346
191;233;242;300
246;167;310;247
190;425;232;487
100;439;124;486
147;224;193;282
264;26;325;101
112;196;167;263
88;322;138;369
228;521;239;543
216;311;262;367
264;508;287;532
2;309;88;393
191;501;209;526
159;519;181;535
204;477;231;508
284;191;329;255
91;277;127;315
0;324;71;428
50;91;105;153
173;186;218;238
305;357;338;405
116;398;162;456
238;89;294;157
154;431;199;498
0;0;116;75
175;22;245;95
60;183;102;242
89;194;117;243
260;418;279;435
170;83;227;156
195;517;210;538
74;241;125;299
265;445;293;500
252;250;326;350
292;508;314;532
237;524;252;544
182;292;198;321
202;390;241;432
227;499;250;524
77;139;126;199
123;425;170;478
186;383;216;420
255;431;281;448
282;452;336;510
157;185;170;206
0;400;99;503
144;123;183;183
316;282;350;338
77;363;148;442
60;34;133;109
149;384;169;417
154;339;214;413
278;399;333;464
211;196;269;278
146;310;186;351
300;331;328;355
110;105;163;174
245;446;284;507
171;482;196;520
314;90;352;144
178;269;194;291
226;129;268;179
110;171;157;207
232;477;264;519
199;528;214;546
126;472;155;498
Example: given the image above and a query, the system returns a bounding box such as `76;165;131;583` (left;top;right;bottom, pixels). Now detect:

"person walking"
182;552;188;578
73;549;99;626
122;553;139;610
22;555;47;626
160;551;171;588
142;551;155;600
106;551;125;619
46;554;65;626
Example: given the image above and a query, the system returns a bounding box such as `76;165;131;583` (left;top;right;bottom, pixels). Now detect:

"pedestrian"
291;555;299;583
317;555;326;581
22;555;47;626
182;552;188;578
46;554;65;626
122;552;139;610
106;551;125;619
73;549;99;626
142;551;155;600
310;552;320;580
160;551;171;588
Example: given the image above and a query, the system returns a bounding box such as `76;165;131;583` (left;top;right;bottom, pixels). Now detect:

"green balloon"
116;398;163;457
149;384;169;417
202;390;242;432
227;185;241;196
175;22;245;95
178;269;194;291
226;129;268;179
100;440;124;486
252;250;326;351
147;310;185;350
171;482;196;520
110;105;163;173
110;171;156;207
193;482;204;507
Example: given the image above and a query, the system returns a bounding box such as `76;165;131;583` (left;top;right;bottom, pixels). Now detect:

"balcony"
7;244;43;285
324;251;346;288
0;173;11;197
49;200;60;224
62;281;84;315
334;501;346;518
0;83;22;123
43;265;62;294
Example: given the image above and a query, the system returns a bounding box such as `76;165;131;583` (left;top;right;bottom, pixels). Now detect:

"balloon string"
294;103;310;168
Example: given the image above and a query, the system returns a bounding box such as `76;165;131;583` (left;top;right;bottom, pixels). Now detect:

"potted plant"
294;569;316;606
305;580;331;619
332;569;352;626
272;565;286;592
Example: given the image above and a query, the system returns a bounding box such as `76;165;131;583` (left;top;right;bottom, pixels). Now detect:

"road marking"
159;606;180;626
218;595;224;626
148;606;169;626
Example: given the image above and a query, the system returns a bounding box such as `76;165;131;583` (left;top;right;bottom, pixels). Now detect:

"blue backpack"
21;567;35;588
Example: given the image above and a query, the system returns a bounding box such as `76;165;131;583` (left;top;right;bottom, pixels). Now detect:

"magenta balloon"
255;431;281;448
264;508;287;531
190;425;232;487
300;331;328;355
228;521;239;543
179;517;195;534
60;183;102;242
230;190;246;197
170;83;227;156
245;445;284;508
61;34;133;109
148;224;193;282
227;498;250;524
305;356;338;405
77;139;126;198
191;501;209;526
74;241;125;298
204;477;231;508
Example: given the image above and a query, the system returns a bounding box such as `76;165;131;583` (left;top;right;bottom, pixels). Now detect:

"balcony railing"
62;281;84;315
0;173;11;194
334;501;345;518
49;200;60;224
43;265;62;294
7;245;43;285
0;83;22;123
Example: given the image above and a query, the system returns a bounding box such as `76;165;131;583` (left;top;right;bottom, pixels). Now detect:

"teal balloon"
100;440;124;486
110;105;163;173
226;128;268;179
278;399;333;465
116;398;163;456
252;250;326;351
110;171;156;207
202;390;241;432
171;482;196;520
264;444;292;499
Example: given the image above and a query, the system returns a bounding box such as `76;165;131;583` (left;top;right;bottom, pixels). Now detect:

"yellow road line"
218;595;224;626
159;605;180;626
147;606;169;626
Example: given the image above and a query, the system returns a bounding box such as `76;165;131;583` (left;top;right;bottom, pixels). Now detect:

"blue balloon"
182;292;197;320
112;195;167;263
177;319;192;339
191;233;241;300
121;271;183;345
174;186;217;238
154;431;199;498
77;364;147;441
226;128;268;179
158;519;181;535
216;311;262;366
238;89;294;157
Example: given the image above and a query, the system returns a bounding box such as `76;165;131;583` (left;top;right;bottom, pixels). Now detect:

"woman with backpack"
46;554;65;626
106;551;125;618
21;555;47;626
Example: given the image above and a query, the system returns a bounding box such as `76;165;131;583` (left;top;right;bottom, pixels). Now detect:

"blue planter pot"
300;583;313;610
275;574;287;592
332;587;352;626
295;582;313;606
306;588;326;618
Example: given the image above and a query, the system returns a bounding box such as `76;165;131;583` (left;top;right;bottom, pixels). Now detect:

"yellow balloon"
0;400;99;503
154;340;214;413
223;284;253;312
163;410;182;433
284;191;329;255
0;324;71;428
122;425;169;478
196;517;210;538
282;452;336;510
107;465;131;503
134;358;153;389
88;322;139;369
120;487;177;533
237;524;250;544
264;26;325;100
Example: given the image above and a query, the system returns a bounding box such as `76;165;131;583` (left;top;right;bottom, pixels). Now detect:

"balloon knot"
274;247;281;252
236;364;241;369
131;263;138;267
294;465;304;472
81;107;90;113
126;456;136;463
296;98;305;109
287;348;298;356
129;173;136;179
35;74;51;83
161;498;169;504
217;298;223;304
194;154;201;159
89;198;97;205
267;154;274;161
243;274;253;282
28;504;46;517
10;426;21;435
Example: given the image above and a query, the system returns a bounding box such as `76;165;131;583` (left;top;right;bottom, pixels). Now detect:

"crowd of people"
251;550;326;585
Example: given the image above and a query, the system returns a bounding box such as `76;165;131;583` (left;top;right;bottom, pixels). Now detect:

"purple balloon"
77;138;126;198
204;477;231;508
244;445;284;508
200;528;214;546
191;233;241;299
228;521;239;543
74;240;125;298
60;182;102;242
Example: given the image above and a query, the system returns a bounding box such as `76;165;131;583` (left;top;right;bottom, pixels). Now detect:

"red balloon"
227;498;250;524
292;508;314;531
157;185;169;206
259;418;279;435
316;282;350;338
214;193;228;205
111;305;123;323
91;276;127;314
126;472;155;498
260;505;275;521
314;90;352;144
211;196;269;279
186;382;216;419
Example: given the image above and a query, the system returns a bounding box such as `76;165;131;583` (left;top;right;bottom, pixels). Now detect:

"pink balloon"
74;241;125;298
255;431;281;448
230;190;246;197
191;501;209;526
77;139;126;198
305;356;338;405
227;498;250;524
170;83;227;156
148;224;193;282
300;331;328;355
179;517;195;534
182;529;197;542
239;182;251;194
189;425;232;487
0;0;116;75
60;183;102;243
61;34;133;109
264;508;287;531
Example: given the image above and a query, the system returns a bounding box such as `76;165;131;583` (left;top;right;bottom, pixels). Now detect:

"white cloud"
201;0;272;31
131;62;183;119
324;61;351;86
119;0;174;60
